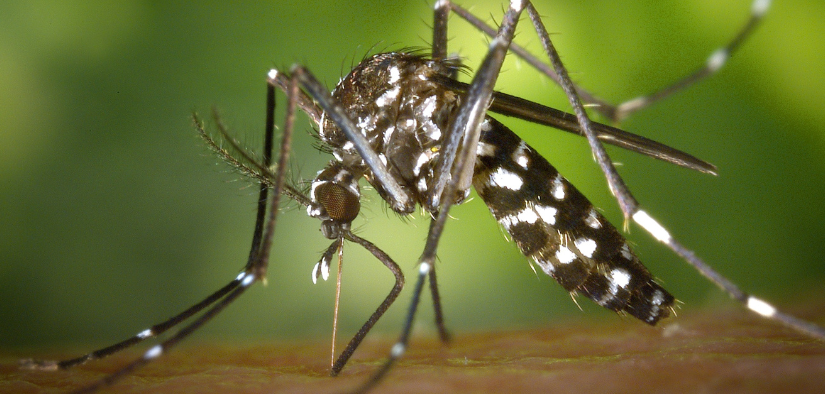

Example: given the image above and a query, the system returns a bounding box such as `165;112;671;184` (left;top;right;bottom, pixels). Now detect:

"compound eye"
315;182;360;223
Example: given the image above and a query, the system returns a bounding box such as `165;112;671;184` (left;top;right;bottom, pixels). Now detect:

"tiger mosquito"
21;0;825;393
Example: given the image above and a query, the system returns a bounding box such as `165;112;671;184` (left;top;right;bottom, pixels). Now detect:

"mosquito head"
308;162;361;240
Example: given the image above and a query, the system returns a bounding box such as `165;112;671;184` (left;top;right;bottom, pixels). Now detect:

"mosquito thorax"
320;52;464;214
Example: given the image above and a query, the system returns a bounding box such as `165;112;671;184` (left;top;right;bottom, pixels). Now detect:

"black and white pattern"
473;116;673;324
318;51;674;325
21;1;825;393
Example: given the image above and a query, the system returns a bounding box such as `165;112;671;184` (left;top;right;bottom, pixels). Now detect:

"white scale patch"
143;345;163;360
516;207;539;224
417;177;428;192
500;206;540;229
477;141;496;157
334;169;350;183
512;141;529;169
574;237;597;258
311;262;321;284
533;256;555;274
240;273;255;287
481;119;492;132
489;167;523;190
422;120;441;140
747;296;777;317
620;243;633;260
307;204;323;217
318;112;327;139
310;179;326;201
375;86;400;107
555;245;576;265
357;115;376;132
498;215;516;229
706;48;729;73
584;208;601;229
312;256;331;284
413;151;433;176
606;268;631;296
388;66;401;83
651;290;665;306
421;95;438;118
551;174;565;200
383;126;395;146
648;289;665;321
633;210;672;243
609;268;631;289
535;204;557;225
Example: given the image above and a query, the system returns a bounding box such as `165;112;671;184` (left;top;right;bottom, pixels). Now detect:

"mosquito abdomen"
472;116;674;325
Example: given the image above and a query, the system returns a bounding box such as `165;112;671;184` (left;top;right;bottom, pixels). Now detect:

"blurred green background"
2;0;824;352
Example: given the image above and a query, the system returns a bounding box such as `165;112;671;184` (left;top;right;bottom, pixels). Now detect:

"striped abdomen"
472;116;674;324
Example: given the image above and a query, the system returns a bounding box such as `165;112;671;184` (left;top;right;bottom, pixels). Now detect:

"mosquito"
21;0;824;393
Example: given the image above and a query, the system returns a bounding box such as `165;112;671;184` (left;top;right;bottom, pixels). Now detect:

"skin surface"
5;301;824;394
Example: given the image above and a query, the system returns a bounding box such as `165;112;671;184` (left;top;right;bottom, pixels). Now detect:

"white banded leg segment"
391;342;406;358
142;345;163;360
747;296;777;318
752;0;771;16
240;272;256;287
419;262;432;275
706;49;729;73
632;210;672;243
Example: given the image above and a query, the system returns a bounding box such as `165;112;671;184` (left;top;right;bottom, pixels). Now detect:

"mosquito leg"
428;0;524;209
351;2;528;392
251;69;298;280
20;83;282;375
330;231;405;376
439;0;610;115
613;0;772;121
421;0;453;346
349;260;428;393
432;75;718;174
19;280;241;371
68;280;254;394
444;0;770;122
425;211;451;343
432;0;449;61
245;71;278;267
51;67;298;394
428;265;451;343
524;1;636;220
523;1;825;340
